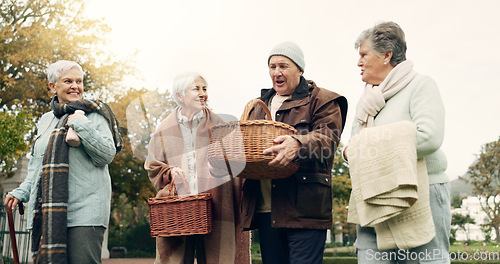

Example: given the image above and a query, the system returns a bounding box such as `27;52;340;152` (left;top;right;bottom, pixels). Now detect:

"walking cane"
7;203;24;264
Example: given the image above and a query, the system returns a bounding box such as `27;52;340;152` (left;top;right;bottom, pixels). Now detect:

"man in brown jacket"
241;42;348;264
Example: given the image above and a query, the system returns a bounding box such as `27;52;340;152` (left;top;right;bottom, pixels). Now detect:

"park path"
102;258;154;264
100;247;355;263
325;245;356;252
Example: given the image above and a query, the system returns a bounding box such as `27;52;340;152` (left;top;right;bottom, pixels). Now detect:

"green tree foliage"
121;89;176;160
0;0;129;114
463;137;500;242
107;134;155;209
0;100;34;179
106;88;177;253
0;0;164;252
451;194;465;209
331;143;356;242
452;213;476;242
108;88;154;209
0;0;131;178
108;88;175;207
332;143;351;201
108;193;155;254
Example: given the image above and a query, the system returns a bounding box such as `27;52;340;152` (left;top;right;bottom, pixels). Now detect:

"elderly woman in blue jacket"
4;60;122;264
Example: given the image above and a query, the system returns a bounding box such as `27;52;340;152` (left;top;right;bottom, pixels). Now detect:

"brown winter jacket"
241;76;348;230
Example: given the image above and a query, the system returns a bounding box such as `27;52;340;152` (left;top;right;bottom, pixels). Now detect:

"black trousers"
183;234;206;264
255;213;326;264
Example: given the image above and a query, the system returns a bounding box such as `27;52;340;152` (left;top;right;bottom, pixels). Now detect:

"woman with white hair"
145;73;250;264
4;60;122;263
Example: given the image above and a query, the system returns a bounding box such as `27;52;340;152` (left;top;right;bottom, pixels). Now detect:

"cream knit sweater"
347;121;435;250
351;74;448;185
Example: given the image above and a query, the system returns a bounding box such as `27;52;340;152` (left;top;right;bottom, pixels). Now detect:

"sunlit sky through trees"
85;0;500;181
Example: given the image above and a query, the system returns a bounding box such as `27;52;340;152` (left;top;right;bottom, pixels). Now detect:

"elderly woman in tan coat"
144;72;250;264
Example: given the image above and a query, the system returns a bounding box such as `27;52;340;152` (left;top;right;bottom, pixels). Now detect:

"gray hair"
47;60;84;84
171;72;207;106
354;21;407;66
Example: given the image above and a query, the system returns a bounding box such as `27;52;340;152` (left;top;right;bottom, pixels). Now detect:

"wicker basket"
148;173;212;237
148;193;212;237
208;99;299;179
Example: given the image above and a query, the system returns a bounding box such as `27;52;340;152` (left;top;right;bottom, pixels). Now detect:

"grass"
107;239;500;263
451;241;500;252
251;241;500;263
251;243;357;263
450;241;500;263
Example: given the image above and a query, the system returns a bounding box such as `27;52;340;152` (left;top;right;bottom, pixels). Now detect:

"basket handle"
240;99;272;121
203;107;213;143
167;168;191;195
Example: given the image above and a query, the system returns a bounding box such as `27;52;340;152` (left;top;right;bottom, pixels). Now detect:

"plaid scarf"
32;97;123;263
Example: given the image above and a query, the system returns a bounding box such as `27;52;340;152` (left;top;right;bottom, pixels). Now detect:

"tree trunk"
495;226;500;243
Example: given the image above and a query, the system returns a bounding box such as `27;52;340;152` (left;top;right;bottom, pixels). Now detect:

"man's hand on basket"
264;135;300;167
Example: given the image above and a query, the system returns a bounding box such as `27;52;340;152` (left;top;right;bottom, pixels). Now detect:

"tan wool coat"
145;108;250;264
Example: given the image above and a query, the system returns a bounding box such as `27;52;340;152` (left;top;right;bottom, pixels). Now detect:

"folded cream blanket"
347;121;435;250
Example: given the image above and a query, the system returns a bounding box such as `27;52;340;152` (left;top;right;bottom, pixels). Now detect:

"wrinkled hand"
158;167;186;196
172;167;190;192
263;135;300;167
170;167;185;184
4;194;19;210
67;110;85;124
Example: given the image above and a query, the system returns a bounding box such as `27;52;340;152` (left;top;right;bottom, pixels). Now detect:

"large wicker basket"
208;99;299;179
148;193;212;237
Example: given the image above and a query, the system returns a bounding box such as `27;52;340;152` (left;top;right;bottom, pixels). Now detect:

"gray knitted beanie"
268;42;305;72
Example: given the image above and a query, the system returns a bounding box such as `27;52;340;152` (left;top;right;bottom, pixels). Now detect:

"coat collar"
260;76;310;103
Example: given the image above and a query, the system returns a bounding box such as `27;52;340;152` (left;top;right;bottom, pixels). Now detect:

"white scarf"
355;60;417;131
